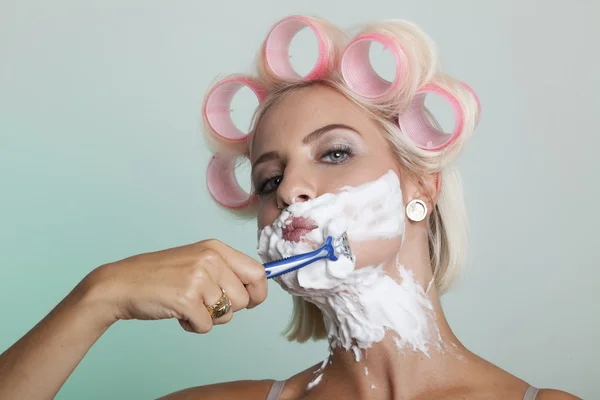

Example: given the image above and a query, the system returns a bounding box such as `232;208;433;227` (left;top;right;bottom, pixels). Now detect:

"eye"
321;145;353;164
256;175;282;195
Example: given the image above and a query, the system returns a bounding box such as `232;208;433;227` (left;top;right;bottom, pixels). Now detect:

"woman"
0;15;580;400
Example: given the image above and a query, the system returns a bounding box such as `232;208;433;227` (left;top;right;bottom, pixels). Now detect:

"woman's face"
251;85;418;269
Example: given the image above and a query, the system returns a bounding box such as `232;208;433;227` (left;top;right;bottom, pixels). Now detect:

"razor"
263;233;354;279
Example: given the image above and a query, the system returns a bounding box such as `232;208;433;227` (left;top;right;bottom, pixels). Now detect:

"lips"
282;217;317;243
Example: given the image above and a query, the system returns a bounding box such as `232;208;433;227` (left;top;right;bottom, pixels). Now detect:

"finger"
181;271;222;334
181;305;213;334
205;241;268;309
216;263;250;313
178;319;194;333
197;248;249;313
211;305;233;326
200;272;234;326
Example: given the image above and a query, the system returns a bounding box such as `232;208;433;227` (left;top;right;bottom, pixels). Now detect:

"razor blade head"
334;232;355;264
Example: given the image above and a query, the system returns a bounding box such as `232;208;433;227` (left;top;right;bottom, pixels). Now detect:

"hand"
84;239;268;333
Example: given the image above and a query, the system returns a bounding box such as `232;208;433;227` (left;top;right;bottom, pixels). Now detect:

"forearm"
0;282;116;400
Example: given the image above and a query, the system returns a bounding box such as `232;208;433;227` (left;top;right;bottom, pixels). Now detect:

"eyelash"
255;145;354;196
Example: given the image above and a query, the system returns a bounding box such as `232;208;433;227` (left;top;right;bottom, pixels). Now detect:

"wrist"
71;267;121;329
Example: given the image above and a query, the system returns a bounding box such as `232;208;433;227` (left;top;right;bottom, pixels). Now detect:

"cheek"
257;199;280;229
352;236;404;269
334;154;400;190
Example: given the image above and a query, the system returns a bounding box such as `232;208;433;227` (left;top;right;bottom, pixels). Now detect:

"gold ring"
206;288;231;319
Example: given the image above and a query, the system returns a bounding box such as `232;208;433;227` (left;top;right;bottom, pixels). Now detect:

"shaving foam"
258;170;404;290
307;373;323;390
257;170;442;384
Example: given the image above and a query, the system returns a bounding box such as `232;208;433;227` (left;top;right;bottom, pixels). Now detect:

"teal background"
1;1;597;398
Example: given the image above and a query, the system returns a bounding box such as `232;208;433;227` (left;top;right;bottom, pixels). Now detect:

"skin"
0;84;579;400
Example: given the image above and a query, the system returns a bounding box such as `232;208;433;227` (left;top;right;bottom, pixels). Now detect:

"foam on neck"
257;170;442;358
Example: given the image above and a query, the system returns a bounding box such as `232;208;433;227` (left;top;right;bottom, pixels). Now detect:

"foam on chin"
257;170;405;289
256;170;442;361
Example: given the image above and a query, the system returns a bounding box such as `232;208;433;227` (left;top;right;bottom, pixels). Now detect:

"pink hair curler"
398;84;466;151
341;33;407;100
206;153;257;210
203;75;266;144
264;15;333;80
460;81;482;120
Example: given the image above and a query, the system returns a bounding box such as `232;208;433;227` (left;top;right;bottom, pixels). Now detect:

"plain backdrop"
1;1;598;399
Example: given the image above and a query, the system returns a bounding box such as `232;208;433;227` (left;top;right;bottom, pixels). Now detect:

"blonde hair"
202;16;480;342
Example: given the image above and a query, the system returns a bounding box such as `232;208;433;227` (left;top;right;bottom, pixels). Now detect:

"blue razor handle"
264;236;338;279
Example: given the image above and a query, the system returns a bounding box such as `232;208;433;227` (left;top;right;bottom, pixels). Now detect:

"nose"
276;167;317;209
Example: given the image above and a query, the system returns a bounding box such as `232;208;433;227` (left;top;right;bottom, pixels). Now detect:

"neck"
317;293;467;399
306;232;468;398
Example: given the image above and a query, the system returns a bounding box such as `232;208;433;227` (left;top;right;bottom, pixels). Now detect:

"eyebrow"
251;123;359;169
251;151;280;170
302;123;359;145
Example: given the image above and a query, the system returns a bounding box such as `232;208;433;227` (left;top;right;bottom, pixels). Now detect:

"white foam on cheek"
256;170;442;388
257;170;405;290
288;169;404;243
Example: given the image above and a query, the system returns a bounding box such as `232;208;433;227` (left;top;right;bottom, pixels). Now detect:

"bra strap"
523;386;540;400
266;380;286;400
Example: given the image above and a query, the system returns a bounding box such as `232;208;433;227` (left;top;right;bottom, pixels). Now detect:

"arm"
0;280;116;400
156;380;276;400
0;239;267;400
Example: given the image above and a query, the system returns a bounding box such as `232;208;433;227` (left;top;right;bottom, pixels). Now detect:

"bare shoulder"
536;389;582;400
450;353;581;400
156;363;319;400
156;379;275;400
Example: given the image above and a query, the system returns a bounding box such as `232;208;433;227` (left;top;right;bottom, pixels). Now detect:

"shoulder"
156;379;276;400
458;353;581;400
535;388;582;400
156;363;319;400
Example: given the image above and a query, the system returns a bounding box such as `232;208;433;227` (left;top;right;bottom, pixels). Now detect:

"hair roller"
398;74;480;151
206;153;257;210
258;15;346;84
341;20;440;108
202;74;266;154
341;33;408;102
459;81;482;123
